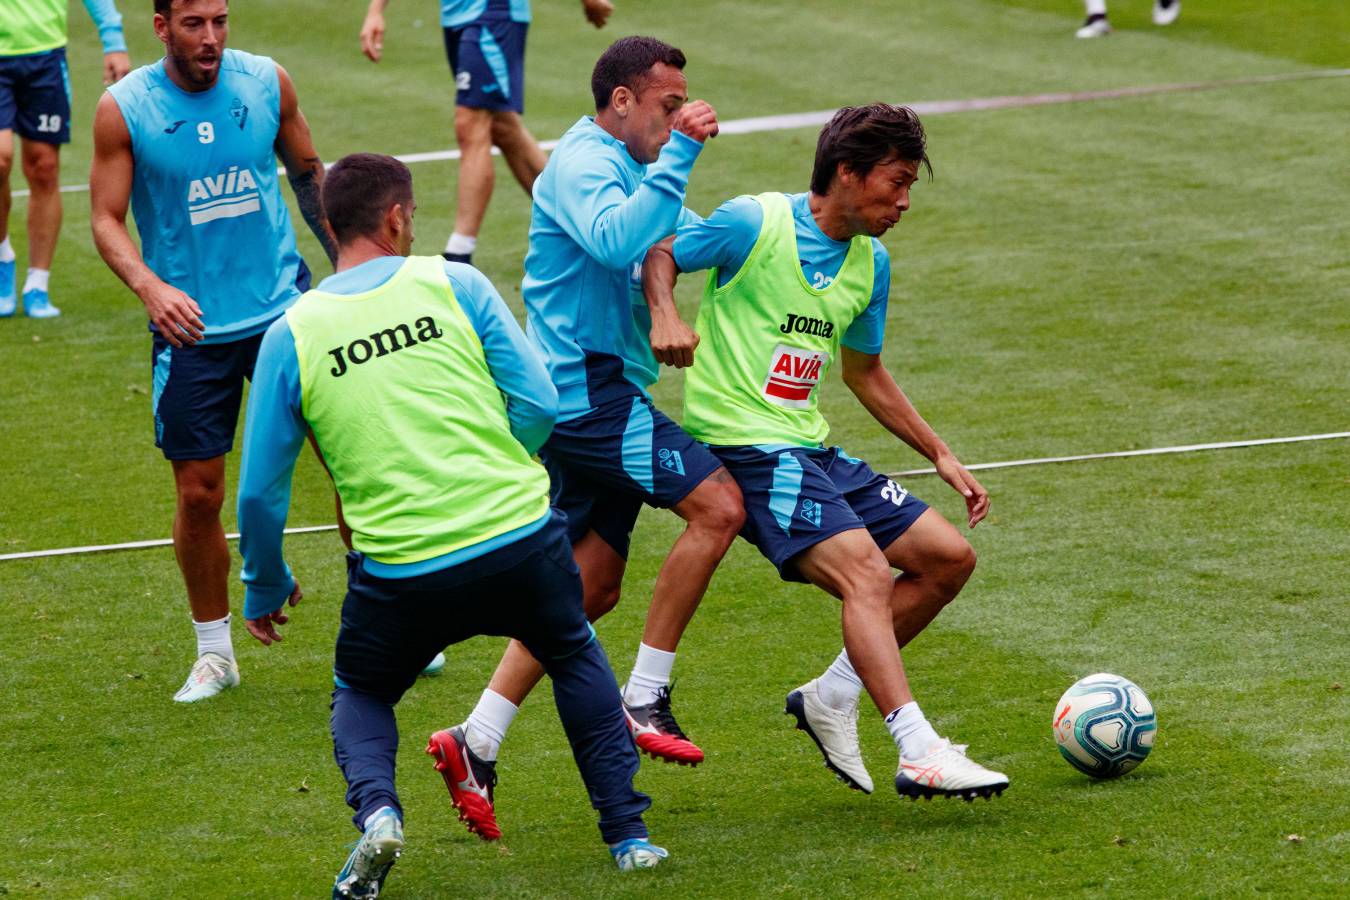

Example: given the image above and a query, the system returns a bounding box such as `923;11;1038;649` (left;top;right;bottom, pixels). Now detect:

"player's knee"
0;149;12;180
584;582;622;620
933;539;976;600
454;108;493;146
176;480;225;520
21;150;59;191
489;115;519;146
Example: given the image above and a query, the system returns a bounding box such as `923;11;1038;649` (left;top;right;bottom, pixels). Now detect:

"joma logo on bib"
186;166;261;226
762;343;829;409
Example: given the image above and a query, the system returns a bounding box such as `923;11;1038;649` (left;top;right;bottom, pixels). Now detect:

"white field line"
22;68;1350;199
2;432;1345;562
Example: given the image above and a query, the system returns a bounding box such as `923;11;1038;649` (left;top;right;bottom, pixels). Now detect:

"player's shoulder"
869;237;890;263
106;60;160;105
220;48;280;90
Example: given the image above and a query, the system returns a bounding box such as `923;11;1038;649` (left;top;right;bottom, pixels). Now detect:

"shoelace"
647;685;690;739
194;657;228;683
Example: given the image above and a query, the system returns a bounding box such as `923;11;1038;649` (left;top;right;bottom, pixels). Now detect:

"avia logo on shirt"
658;448;685;476
779;313;834;339
799;498;822;528
762;343;830;410
327;317;445;377
186;166;261;225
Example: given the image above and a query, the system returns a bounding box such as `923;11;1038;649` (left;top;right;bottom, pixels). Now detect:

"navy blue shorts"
711;445;929;582
334;513;594;703
0;48;72;144
541;392;724;559
151;332;263;460
443;17;527;113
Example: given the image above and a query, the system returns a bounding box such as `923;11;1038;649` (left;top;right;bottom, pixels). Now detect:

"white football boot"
1153;0;1180;25
1075;14;1111;38
785;678;874;793
173;651;240;703
894;738;1009;801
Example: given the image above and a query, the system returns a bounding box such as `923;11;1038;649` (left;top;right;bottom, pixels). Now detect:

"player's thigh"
879;507;974;576
481;521;597;661
541;446;642;561
333;555;444;704
12;49;70;146
794;527;893;601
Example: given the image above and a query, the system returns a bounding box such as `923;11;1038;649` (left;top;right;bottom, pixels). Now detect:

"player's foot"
610;837;669;871
426;726;501;840
1075;13;1111;38
22;288;60;318
442;251;472;265
623;685;704;766
784;679;874;793
172;651;240;703
1153;0;1180;26
420;651;446;676
894;738;1009;801
0;259;15;316
333;806;403;900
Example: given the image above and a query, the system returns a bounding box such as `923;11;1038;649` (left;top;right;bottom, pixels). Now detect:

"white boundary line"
2;432;1345;562
21;68;1350;198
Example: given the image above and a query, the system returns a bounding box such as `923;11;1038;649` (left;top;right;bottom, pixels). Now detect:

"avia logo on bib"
762;343;829;409
186;166;261;226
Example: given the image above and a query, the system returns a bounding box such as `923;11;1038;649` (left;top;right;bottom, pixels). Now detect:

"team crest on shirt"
762;343;829;410
229;98;248;129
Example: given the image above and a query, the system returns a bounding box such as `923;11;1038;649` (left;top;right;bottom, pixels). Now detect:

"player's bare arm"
582;0;614;29
642;236;700;368
90;93;206;347
841;346;989;527
274;64;337;265
360;0;389;62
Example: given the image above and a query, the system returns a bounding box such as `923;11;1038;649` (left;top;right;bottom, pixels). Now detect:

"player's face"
844;156;919;237
620;64;687;164
156;0;230;89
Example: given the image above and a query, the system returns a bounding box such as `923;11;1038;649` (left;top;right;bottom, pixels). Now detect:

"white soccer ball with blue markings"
1053;673;1156;779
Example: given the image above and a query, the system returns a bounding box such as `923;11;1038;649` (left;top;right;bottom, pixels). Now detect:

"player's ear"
610;85;633;118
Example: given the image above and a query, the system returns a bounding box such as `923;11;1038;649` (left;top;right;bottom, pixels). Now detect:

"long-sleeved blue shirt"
237;256;557;619
523;116;704;421
1;0;127;57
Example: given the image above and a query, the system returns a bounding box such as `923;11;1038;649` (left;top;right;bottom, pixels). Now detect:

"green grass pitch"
1;1;1346;896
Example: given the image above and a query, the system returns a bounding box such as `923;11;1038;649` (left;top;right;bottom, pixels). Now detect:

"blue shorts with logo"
710;444;929;583
442;16;527;114
0;48;72;144
541;390;724;559
151;332;264;461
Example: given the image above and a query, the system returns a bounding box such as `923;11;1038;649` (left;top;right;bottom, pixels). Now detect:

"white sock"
885;701;942;760
1085;0;1107;16
0;238;14;263
444;232;477;256
815;649;864;709
23;268;49;294
464;689;518;761
622;642;676;706
193;615;234;661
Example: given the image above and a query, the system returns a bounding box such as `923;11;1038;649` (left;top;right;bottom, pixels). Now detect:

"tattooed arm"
273;64;338;266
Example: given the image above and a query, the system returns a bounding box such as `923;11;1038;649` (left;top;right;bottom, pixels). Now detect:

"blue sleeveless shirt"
107;49;308;344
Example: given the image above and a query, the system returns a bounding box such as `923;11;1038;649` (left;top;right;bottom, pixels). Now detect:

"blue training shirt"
440;0;529;28
524;116;704;421
672;192;891;354
237;257;558;619
107;49;308;344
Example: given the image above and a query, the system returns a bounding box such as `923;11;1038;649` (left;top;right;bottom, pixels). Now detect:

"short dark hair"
322;153;414;245
591;36;686;111
154;0;172;14
810;104;932;196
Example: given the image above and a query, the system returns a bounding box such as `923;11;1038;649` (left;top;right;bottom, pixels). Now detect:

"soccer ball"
1052;673;1156;778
